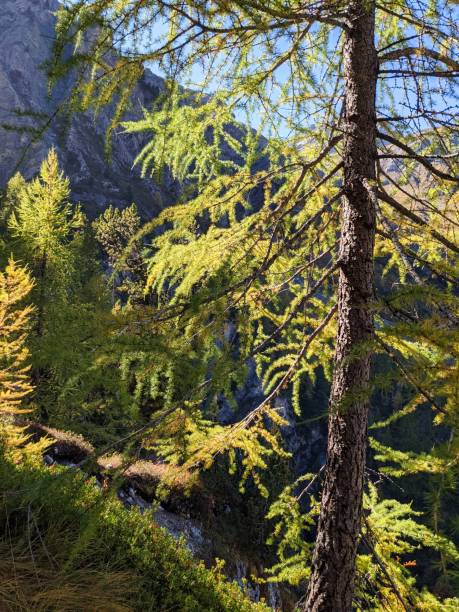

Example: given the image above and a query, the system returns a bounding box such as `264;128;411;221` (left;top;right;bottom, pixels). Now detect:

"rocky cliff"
0;0;180;218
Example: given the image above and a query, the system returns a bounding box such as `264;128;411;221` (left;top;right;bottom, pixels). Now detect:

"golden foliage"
0;258;34;415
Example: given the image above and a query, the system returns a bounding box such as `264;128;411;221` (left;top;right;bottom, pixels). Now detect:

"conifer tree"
0;258;34;416
7;149;84;338
0;173;26;242
50;1;458;608
93;203;147;304
0;258;45;458
4;152;115;429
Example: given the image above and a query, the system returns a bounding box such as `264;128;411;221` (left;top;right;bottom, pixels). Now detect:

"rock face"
0;0;179;218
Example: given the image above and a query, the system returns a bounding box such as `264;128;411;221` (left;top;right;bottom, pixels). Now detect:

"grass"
0;452;269;612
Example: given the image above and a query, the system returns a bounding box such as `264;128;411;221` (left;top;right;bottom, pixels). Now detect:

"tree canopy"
0;1;457;610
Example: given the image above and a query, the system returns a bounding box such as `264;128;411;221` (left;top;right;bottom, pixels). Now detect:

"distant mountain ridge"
0;0;179;218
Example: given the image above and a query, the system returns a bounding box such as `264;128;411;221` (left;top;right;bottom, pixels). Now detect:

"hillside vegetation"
1;1;459;610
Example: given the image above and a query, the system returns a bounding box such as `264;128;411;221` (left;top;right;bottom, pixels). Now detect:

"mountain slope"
0;0;179;218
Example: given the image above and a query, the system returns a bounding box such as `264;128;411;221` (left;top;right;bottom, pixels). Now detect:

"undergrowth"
0;454;268;612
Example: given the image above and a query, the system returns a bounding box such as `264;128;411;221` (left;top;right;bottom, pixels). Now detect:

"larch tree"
0;258;47;461
7;149;84;338
49;1;458;609
0;259;34;417
3;152;119;433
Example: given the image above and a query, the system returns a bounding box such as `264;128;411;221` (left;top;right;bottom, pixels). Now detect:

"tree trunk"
36;250;47;338
304;2;378;610
32;250;47;390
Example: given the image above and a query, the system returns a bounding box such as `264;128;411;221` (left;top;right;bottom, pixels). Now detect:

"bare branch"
375;188;459;254
377;34;422;54
379;47;459;72
380;69;459;78
377;131;459;183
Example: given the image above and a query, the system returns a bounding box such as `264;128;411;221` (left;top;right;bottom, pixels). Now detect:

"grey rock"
154;506;211;559
43;454;54;466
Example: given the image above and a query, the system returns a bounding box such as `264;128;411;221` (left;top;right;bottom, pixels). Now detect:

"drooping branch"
377;165;459;230
76;378;213;468
376;337;447;415
251;262;339;356
378;213;422;284
376;229;456;285
244;303;338;426
377;223;459;327
131;186;340;328
375;4;455;42
362;519;415;612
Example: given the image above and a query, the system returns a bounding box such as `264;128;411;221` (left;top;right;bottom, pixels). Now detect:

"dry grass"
25;423;94;463
97;453;125;470
97;455;196;488
96;455;204;514
0;540;133;611
125;460;199;497
21;425;208;519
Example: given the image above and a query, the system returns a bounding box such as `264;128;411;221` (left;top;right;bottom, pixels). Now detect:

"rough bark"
304;2;378;610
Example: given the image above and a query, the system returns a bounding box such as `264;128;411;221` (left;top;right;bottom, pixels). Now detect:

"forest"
0;1;458;610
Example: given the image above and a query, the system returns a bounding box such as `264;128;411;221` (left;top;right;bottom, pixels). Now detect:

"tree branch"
377;131;459;183
375;4;453;42
379;69;459;78
375;188;459;254
375;337;447;415
243;303;338;426
376;229;456;284
377;165;459;229
379;47;459;72
251;263;338;356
